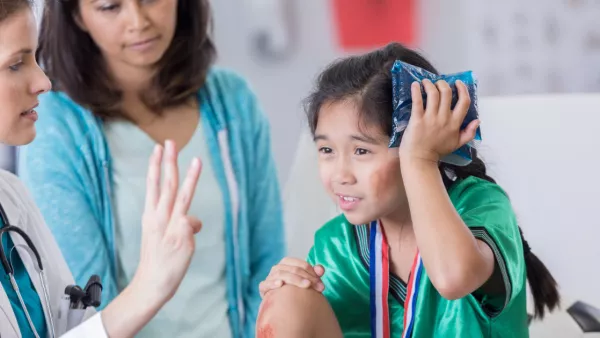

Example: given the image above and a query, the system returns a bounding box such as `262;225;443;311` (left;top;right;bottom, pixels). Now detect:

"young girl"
256;43;560;337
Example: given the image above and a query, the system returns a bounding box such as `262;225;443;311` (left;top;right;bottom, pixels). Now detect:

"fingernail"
317;282;325;291
275;280;283;287
456;80;463;86
302;279;310;287
191;157;200;168
154;144;161;155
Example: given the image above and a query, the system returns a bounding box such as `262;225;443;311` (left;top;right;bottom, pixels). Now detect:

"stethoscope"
0;202;56;338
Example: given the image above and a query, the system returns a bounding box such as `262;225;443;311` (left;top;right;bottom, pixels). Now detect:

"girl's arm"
399;79;496;300
401;158;495;300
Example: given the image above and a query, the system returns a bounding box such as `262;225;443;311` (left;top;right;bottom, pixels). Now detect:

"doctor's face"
0;8;51;146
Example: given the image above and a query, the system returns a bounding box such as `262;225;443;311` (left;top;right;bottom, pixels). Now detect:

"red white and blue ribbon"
402;252;423;338
369;220;390;338
369;220;424;338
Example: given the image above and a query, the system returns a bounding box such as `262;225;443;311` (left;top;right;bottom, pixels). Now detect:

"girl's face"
315;100;408;226
0;8;51;146
76;0;177;72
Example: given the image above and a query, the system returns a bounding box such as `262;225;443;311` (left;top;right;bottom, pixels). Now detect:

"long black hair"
305;42;560;319
37;0;216;118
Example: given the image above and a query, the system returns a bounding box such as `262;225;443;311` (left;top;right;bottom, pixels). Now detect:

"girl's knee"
257;285;325;326
256;285;341;338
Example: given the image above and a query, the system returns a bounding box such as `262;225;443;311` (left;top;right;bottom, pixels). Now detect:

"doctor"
0;0;205;337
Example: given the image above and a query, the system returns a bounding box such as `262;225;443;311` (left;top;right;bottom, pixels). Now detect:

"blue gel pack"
388;61;482;166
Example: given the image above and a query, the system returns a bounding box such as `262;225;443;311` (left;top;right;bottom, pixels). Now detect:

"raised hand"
100;140;203;338
399;79;480;163
132;140;203;303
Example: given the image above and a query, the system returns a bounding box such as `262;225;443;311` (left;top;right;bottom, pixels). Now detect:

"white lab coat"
0;170;108;338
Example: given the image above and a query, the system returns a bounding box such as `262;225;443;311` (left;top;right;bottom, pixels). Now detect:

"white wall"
211;0;339;183
210;0;465;182
479;94;600;307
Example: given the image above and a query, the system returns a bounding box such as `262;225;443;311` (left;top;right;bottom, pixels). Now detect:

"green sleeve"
450;178;527;315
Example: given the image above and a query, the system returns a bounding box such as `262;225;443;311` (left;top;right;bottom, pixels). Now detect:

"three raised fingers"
172;158;202;216
157;140;179;219
145;144;163;211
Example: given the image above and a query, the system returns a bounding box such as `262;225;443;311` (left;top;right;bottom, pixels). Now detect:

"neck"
103;58;157;123
379;205;417;280
105;58;155;95
379;204;413;248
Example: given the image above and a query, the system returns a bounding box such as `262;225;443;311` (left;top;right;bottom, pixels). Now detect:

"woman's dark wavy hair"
305;42;560;319
36;0;216;118
0;0;32;22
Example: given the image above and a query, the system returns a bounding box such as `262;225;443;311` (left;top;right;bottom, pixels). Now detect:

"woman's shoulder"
38;90;85;113
0;169;25;193
0;169;32;217
37;91;93;126
35;91;98;139
201;67;268;133
203;67;256;100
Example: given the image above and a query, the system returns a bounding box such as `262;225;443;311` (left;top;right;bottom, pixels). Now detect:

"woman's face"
0;8;51;146
76;0;178;73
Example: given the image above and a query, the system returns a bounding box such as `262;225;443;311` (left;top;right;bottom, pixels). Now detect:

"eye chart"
465;0;600;96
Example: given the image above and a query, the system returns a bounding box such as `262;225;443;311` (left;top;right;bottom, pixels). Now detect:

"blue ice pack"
388;61;482;166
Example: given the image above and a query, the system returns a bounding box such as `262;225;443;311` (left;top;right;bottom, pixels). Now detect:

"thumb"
458;119;480;147
170;216;203;236
187;216;203;234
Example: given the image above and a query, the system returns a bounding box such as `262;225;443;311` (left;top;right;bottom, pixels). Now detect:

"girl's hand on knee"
259;257;325;298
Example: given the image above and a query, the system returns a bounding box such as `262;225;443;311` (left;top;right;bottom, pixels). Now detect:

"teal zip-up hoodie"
17;68;286;338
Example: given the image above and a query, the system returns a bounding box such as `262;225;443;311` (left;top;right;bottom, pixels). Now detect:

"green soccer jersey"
307;176;529;337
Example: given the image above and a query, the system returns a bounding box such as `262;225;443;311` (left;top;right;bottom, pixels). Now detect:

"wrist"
100;280;164;338
400;155;439;172
127;275;167;312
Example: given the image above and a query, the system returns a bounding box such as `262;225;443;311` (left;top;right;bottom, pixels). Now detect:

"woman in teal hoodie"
17;0;285;337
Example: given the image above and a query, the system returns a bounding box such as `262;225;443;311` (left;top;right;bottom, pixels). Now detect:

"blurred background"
7;0;600;334
210;0;600;182
10;0;600;181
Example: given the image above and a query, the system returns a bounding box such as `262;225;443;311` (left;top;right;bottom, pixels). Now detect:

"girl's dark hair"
0;0;32;22
36;0;216;118
305;42;560;319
